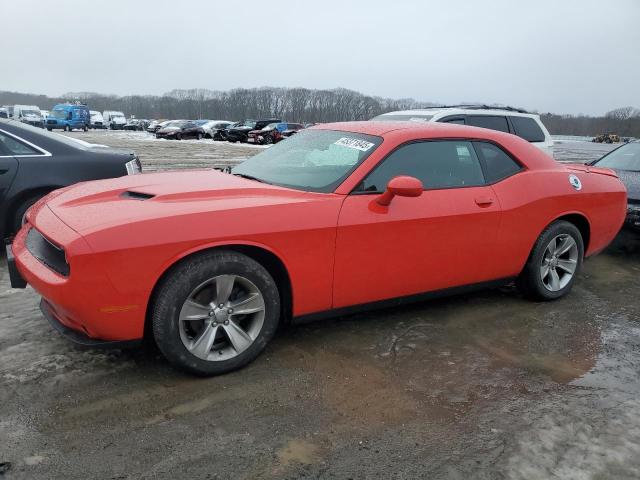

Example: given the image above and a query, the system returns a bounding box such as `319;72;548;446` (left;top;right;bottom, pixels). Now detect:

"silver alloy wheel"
540;234;579;292
178;274;266;361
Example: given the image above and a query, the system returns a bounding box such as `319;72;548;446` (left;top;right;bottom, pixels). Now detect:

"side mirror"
376;176;423;206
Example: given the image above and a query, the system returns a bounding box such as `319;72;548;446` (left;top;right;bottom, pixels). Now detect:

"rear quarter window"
474;142;522;183
510;116;546;142
0;131;42;156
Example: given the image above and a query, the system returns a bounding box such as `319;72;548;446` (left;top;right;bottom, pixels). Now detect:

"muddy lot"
1;133;639;479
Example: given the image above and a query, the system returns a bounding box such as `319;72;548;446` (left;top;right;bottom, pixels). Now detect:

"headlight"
125;158;142;175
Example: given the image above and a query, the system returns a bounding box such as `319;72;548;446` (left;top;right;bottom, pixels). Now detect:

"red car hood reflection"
44;169;318;235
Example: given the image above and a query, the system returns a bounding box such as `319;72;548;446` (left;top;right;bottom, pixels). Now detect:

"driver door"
333;140;502;308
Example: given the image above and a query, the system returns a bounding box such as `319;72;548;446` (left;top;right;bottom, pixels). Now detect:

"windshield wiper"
232;173;269;184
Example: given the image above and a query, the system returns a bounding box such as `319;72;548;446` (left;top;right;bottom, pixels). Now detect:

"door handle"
475;196;494;207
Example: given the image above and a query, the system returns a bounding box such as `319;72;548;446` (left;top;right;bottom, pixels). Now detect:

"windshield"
371;113;434;122
240;120;256;128
194;120;209;126
232;129;383;192
262;123;279;130
595;143;640;171
21;110;41;117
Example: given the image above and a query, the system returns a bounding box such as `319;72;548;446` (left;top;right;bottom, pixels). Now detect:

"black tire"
11;194;45;235
263;135;274;145
197;133;203;140
151;250;281;376
517;220;584;301
83;125;88;132
64;125;71;132
46;128;52;131
176;133;182;140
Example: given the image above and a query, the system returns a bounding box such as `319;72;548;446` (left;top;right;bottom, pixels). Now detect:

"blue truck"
45;103;90;131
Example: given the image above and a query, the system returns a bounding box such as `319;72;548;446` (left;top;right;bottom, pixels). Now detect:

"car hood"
614;169;640;201
43;169;321;235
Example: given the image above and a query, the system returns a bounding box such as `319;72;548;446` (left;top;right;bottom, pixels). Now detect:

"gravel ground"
1;133;638;479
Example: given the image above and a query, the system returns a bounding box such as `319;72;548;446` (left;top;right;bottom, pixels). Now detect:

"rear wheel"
263;135;274;145
517;220;584;301
151;250;280;376
11;194;45;235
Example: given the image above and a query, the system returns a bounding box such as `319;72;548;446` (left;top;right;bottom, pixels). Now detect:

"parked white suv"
371;106;554;157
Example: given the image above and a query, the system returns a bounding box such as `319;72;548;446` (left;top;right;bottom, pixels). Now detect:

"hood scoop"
121;191;155;201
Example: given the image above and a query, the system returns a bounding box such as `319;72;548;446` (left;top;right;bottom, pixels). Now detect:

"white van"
103;111;127;130
13;105;44;128
371;106;555;158
90;111;105;129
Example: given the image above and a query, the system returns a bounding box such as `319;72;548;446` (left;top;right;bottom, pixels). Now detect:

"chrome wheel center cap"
214;308;229;323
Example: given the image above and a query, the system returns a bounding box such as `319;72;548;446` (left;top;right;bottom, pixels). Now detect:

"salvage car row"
149;118;309;145
0;105;310;145
2;112;639;377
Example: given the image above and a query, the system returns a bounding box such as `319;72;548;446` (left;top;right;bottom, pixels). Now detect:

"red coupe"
8;122;627;375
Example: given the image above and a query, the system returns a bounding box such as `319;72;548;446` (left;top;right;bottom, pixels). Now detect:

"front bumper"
11;209;146;342
22;120;44;128
40;299;141;349
6;243;27;289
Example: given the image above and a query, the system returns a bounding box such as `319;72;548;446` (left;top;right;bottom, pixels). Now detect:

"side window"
359;141;485;192
0;132;42;156
474;142;522;183
510;116;546;142
467;115;509;133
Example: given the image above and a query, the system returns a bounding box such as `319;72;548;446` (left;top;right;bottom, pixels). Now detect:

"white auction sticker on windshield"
334;137;375;152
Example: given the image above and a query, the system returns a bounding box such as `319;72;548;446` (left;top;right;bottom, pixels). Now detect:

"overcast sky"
3;0;639;115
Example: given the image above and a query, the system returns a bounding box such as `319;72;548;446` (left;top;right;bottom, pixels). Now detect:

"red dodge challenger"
7;122;627;375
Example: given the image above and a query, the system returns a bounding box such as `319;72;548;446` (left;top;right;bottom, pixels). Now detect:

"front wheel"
64;125;71;132
517;220;584;301
151;250;281;376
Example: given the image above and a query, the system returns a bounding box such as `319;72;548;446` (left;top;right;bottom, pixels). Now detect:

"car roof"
375;108;540;118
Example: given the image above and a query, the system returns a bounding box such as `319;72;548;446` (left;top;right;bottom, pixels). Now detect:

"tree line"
1;88;638;137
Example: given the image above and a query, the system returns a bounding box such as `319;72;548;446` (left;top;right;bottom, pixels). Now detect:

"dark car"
247;122;305;145
156;120;206;140
146;120;168;133
590;141;640;230
0;119;141;240
224;119;281;143
211;122;233;141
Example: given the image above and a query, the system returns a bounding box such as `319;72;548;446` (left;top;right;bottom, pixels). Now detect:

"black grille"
26;228;69;276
